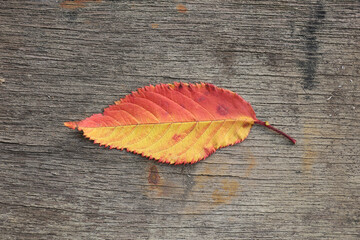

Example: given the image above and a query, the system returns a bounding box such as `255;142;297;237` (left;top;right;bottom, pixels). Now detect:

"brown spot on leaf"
205;83;215;91
205;83;210;91
148;165;160;184
242;122;250;128
188;84;193;91
176;4;187;13
216;105;229;116
60;0;102;10
172;134;183;142
197;96;206;102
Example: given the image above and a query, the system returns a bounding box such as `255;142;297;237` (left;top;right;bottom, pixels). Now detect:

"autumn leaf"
64;82;296;164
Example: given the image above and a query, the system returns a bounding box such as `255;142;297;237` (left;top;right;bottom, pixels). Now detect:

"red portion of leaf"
75;83;256;129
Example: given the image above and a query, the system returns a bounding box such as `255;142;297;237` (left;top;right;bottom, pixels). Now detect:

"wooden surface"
1;0;359;239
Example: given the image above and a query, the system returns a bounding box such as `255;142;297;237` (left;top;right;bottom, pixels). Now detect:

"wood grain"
0;0;359;239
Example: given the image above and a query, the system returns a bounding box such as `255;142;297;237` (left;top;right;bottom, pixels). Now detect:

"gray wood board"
0;0;359;239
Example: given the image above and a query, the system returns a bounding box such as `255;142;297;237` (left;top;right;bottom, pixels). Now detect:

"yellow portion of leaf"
80;117;254;164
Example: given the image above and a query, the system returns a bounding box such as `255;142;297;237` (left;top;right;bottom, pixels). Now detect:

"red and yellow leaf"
65;82;295;164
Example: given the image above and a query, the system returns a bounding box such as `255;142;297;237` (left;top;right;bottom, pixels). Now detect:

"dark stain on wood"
148;165;160;185
298;1;326;90
214;43;237;76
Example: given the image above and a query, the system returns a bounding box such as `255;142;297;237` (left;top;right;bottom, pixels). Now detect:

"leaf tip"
64;121;79;130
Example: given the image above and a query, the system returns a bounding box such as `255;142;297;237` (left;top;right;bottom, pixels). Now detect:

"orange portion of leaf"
64;82;259;164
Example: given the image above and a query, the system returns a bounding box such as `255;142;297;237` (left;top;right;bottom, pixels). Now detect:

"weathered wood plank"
0;0;359;239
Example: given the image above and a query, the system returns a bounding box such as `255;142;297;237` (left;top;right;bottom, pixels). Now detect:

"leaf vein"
151;91;197;121
138;95;175;121
186;120;228;162
176;89;216;120
121;102;160;123
136;123;172;151
174;122;215;163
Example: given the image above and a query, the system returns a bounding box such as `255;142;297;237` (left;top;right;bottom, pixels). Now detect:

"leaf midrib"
80;118;255;129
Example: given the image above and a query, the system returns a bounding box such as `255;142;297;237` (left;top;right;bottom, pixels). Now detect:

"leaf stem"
254;120;296;144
